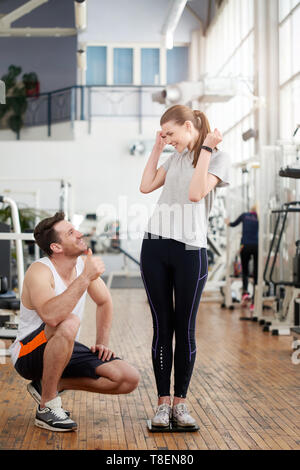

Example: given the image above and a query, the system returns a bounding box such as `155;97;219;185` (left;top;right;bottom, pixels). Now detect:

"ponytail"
191;110;212;168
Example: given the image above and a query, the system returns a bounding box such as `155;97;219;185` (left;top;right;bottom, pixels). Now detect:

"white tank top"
9;256;87;365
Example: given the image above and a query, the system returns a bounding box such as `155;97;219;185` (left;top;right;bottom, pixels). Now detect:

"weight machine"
254;141;300;335
0;195;32;356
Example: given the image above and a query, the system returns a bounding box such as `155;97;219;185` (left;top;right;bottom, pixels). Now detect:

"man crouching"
9;212;140;432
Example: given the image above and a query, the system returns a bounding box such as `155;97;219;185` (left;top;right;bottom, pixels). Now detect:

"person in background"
225;205;259;311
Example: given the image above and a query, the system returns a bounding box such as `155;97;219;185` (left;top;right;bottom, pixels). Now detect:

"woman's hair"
160;105;212;168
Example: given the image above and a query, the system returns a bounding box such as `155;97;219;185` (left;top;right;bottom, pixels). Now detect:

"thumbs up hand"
82;249;105;282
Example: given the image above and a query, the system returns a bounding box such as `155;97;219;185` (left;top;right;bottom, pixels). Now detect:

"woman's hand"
91;344;116;361
203;128;223;149
154;131;167;153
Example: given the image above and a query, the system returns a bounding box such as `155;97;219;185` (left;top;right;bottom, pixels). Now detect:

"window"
204;0;255;170
113;48;133;85
279;1;300;139
86;46;107;85
141;48;160;85
167;47;189;84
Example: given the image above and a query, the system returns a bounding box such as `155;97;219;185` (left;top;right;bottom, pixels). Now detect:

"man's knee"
46;313;80;342
121;363;140;393
97;360;140;394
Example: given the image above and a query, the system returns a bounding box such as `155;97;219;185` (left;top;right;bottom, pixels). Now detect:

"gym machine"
260;202;300;335
0;195;33;356
254;140;300;335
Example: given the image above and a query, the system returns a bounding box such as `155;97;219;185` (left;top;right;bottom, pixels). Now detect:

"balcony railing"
1;85;165;139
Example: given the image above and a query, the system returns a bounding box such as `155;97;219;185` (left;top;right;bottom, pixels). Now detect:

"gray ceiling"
0;0;220;31
187;0;220;30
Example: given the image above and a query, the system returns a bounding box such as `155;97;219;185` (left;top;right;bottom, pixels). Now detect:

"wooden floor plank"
1;290;299;450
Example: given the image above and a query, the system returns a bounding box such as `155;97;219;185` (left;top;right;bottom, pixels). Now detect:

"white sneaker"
172;403;196;427
151;403;172;428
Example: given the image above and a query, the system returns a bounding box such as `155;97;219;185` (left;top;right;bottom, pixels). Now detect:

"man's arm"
27;262;90;328
27;250;104;328
88;278;113;345
88;277;115;360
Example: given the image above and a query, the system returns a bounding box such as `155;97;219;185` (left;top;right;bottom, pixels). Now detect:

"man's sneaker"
151;403;172;428
35;396;77;432
27;381;69;416
172;403;196;427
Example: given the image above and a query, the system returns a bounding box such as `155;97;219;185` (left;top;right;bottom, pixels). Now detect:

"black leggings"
140;232;208;399
240;244;258;296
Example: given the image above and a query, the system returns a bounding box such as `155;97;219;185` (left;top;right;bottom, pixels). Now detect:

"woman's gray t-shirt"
146;148;230;249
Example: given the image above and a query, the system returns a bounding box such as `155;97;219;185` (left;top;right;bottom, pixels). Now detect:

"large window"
85;44;189;86
204;0;255;169
279;0;300;139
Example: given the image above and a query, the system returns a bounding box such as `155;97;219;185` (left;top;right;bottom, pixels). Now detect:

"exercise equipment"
0;178;74;223
146;420;199;433
202;195;228;304
260;202;300;335
0;195;29;355
254;141;300;329
79;215;141;289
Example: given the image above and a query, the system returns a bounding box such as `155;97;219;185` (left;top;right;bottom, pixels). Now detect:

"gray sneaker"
27;380;69;416
172;403;196;427
151;403;172;428
35;396;77;432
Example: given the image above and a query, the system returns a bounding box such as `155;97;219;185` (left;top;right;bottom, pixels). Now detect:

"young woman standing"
139;105;230;427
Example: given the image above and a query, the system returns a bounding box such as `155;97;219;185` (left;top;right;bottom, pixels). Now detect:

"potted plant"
0;65;39;139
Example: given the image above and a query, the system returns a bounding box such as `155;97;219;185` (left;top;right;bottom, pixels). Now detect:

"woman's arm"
140;131;167;193
189;129;223;202
228;214;244;227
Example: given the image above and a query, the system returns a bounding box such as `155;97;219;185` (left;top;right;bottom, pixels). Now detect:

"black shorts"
14;322;121;382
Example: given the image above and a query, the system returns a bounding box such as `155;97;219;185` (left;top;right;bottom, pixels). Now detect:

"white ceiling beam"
0;27;77;37
0;0;49;27
161;0;187;49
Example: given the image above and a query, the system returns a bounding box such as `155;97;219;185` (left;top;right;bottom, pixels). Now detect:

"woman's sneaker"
35;396;77;432
241;293;250;305
172;403;196;427
151;403;172;428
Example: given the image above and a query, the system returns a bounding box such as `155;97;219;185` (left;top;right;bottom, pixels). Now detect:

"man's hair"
34;212;65;257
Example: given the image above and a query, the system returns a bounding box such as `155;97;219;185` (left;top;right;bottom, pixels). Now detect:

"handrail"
10;83;164;99
3;84;164;138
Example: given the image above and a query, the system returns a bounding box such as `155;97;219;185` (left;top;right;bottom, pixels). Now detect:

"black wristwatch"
201;145;213;153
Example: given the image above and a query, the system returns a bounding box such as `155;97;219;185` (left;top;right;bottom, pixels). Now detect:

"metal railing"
5;84;165;138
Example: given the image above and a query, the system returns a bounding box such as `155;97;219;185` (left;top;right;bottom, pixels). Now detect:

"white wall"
0;118;165;229
79;0;200;44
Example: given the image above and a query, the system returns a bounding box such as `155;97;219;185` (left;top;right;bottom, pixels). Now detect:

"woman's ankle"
158;396;171;406
173;396;186;406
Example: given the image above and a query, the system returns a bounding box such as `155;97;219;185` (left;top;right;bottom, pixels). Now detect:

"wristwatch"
201;145;213;153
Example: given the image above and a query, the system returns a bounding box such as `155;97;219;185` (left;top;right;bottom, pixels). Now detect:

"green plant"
0;65;39;139
0;205;50;232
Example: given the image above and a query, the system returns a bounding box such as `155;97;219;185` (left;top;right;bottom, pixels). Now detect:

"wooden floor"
0;289;299;450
